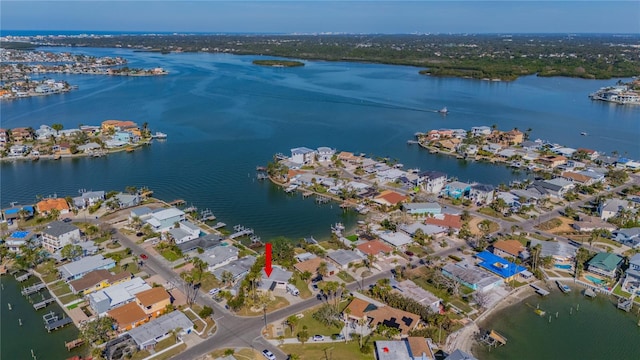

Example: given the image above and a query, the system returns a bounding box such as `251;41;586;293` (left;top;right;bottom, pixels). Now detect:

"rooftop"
58;255;115;279
327;249;364;267
127;311;194;348
135;287;170;307
151;208;185;221
293;257;326;274
393;279;441;306
89;277;151;311
442;262;502;288
42;221;79;237
367;306;420;335
377;231;413;247
374;340;411;360
69;269;132;293
356;240;393;256
176;233;223;253
344;298;377;318
492;240;524;257
424;213;462;229
107;302;148;328
476;251;527;278
587;252;623;272
529;239;577;259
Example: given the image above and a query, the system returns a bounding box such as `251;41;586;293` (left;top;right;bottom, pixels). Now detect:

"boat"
126;147;135;152
581;132;588;136
556;280;571;293
438;107;449;114
152;131;167;139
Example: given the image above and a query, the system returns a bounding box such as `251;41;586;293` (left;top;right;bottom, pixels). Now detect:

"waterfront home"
197;245;239;272
622;254;640;295
142;207;186;232
72;190;105;209
134;287;171;318
561;171;597;186
114;192;140;208
176;233;224;253
316;146;335;162
4;230;37;252
471;126;491;137
441;181;471;199
424;213;462;232
36;198;70;216
127;311;194;350
441;262;503;292
328;249;364;269
259;266;293;291
11;127;34;142
0;128;8;146
392;279;441;313
113;131;133;143
9;144;28;156
1;205;35;222
376;168;407;184
436;138;461;152
400;223;448;238
108;301;150;332
574;148;599;160
512;188;546;204
469;184;495;205
41;221;81;252
587;252;623;279
520;140;542;152
356;240;393;260
130;206;153;220
68;269;132;294
290;147;316;165
58;254;116;281
88;277;152;315
612;228;640;248
212;255;256;283
373;190;408;207
403;202;441;215
481;143;503;154
496;192;521;209
337;151;363;165
571;216;617;232
374;340;412;360
101;120;139;133
366;306;421;335
167;220;201;244
487;129;523;146
475;251;528;282
416;171;447;194
491;240;529;260
531;178;575;199
77;142;101;153
377;230;413;248
528;239;577;263
445;349;478;360
293;256;337;277
35;125;57;140
536;155;567;168
554;147;577;158
598;199;631;221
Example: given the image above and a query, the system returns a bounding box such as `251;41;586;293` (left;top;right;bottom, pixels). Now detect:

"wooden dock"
33;297;55;310
212;222;226;229
169;199;186;206
200;209;216;221
65;338;84;351
479;329;508;347
315;195;331;204
530;284;550;296
21;282;46;296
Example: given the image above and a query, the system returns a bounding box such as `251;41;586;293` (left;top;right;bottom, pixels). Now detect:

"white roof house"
197;246;240;272
392;279;442;313
88;277;151;315
143;208;186;232
327;249;364;269
377;231;413;247
58;254;116;280
127;311;194;350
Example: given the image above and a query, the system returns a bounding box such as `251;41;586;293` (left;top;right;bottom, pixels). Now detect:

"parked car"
313;335;325;341
262;349;276;360
139;254;148;260
332;333;345;340
405;251;414;257
209;288;221;296
62;218;72;223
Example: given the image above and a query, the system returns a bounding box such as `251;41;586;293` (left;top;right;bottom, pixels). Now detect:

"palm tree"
221;270;234;286
317;261;328;278
286;314;299;335
300;270;312;283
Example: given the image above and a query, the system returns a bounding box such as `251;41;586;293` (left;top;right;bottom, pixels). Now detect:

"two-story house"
441;181;472;199
316;146;335;162
42;221;81;252
416;171;447;194
36;198;70;216
469;184;495;205
290;147;316;165
587;253;623;279
491;240;529;260
622;254;640;295
72;190;106;209
134;287;172;318
197;246;239;272
57;254;116;281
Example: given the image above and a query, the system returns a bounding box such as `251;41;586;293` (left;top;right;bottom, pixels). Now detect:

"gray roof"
176;233;223;253
291;147;315;155
198;246;239;268
442;262;501;289
213;256;256;280
130;207;152;218
418;170;447;179
168;227;190;241
261;266;292;283
445;349;478;360
127;311;194;347
529;239;577;259
629;254;640;267
399;223;447;236
471;183;494;192
180;221;200;232
393;279;441;305
615;227;640;239
58;255;115;279
42;221;79;237
327;249;364;266
544;178;574;188
374;340;411;360
115;193;139;204
403;202;441;211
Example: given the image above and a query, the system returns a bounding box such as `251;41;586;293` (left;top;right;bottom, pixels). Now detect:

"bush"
199;306;213;318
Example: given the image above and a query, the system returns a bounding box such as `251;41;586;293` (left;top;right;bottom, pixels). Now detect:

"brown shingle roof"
344;298;372;319
407;337;433;359
562;171;591;184
293;257;324;274
493;240;524;257
107;302;148;328
366;307;420;335
68;270;132;293
424;214;462;229
356;240;393;256
134;287;170;307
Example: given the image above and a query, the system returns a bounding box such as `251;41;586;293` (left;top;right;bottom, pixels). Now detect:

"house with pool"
586;252;623;279
622;254;640;295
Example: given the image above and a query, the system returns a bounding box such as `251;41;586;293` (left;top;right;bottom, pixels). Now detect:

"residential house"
374;338;436;360
399;223;448;238
88;277;152;315
337;151;363;165
134;287;172;318
529;240;577;263
441;262;503;292
496;192;521;209
9;144;27;156
107;301;149;332
561;171;596;186
612;228;640;248
2;205;34;222
403;202;441;216
142;208;186;232
392;279;441;313
475;251;528;282
344;298;378;322
293;257;337;277
436;138;461;152
471;126;491;137
114;193;140;208
356;240;393;260
481;143;502;155
417;171;447;194
0;128;8;146
599;199;631;221
77;142;101;153
571;216;617;232
101;120;139;134
41;221;81;252
68;269;132;294
491;240;528;260
577;170;606;184
587;253;623;279
259;266;293;291
212;256;257;283
167;221;201;244
113;131;133;143
58;254;116;281
127;311;194;350
554;147;577;158
622;254;640;295
54;142;72;156
36;198;70;216
130;207;153;221
445;349;478;360
4;230;38;252
35;125;56;140
11;127;34;142
373;190;408;207
377;230;413;248
575;148;599;161
531;178;575;199
176;233;223;253
366;306;421;335
197;246;239;272
469;184;495;205
487;129;523;146
424;213;462;232
441;181;471;199
72;190;105;209
290;147;316;165
327;249;364;269
316;146;335;162
536;155;567;168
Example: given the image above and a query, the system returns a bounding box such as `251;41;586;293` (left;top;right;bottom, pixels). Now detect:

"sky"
1;1;639;34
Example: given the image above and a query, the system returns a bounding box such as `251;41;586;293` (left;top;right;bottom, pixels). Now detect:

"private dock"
43;311;72;332
33;297;55;310
274;153;288;160
169;199;186;206
200;209;216;221
15;271;31;282
316;195;331;204
65;338;84;351
212;222;226;229
256;172;268;180
229;225;254;239
21;282;47;296
584;288;597;298
530;284;550;296
284;184;298;193
618;298;633;312
479;329;507;347
302;191;313;198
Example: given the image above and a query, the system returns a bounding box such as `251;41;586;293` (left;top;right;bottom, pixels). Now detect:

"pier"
530;284;550;296
15;271;31;282
229;225;254;239
21;282;47;296
618;298;633;312
212;222;226;229
200;209;216;221
479;329;507;347
315;195;331;204
33;297;56;310
43;311;73;332
65;339;84;351
169;199;186;206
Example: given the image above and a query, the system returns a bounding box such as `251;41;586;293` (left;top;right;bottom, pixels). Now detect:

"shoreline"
0;140;152;163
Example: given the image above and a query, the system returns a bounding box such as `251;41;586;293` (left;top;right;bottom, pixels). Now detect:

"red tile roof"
356;240;393;256
375;190;408;206
424;214;462;229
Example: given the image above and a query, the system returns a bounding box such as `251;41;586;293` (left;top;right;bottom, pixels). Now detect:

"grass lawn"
537;218;563;231
50;281;72;296
613;284;631;298
449;299;474;314
345;234;358;242
410;274;451;302
131;350;151;360
336;271;355;283
58;293;82;304
407;245;428;258
210;348;260;360
290;273;313;299
281;337;384;360
110;262;140;275
199;272;222;292
236;296;290;316
36;261;59;283
183;309;207;332
154;337;177;352
319;240;340;250
284;306;342;337
160;249;182;262
104;249;132;262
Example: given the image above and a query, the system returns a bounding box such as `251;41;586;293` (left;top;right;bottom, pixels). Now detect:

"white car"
209;288;221;296
313;334;325;341
262;349;276;360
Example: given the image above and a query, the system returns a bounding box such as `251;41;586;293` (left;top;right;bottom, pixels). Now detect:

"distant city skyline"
1;1;639;34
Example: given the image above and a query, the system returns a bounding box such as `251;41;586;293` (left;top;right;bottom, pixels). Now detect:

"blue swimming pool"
555;264;572;269
585;275;605;285
10;231;29;239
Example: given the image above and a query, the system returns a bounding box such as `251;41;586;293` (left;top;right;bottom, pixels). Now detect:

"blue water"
10;231;30;238
585;275;606;285
554;264;572;270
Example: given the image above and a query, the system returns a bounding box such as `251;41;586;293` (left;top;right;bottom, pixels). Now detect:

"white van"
286;284;300;296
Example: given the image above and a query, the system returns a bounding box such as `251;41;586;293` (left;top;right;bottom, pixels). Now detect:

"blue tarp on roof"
476;250;526;278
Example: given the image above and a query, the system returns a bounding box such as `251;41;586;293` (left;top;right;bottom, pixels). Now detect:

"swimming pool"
555;264;572;270
10;231;30;239
585;275;606;285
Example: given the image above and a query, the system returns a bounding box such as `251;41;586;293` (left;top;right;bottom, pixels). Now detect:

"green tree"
300;270;312;283
80;316;115;346
61;244;83;260
286;314;299;335
297;325;310;345
317;261;328;278
51;123;64;133
221;270;234;287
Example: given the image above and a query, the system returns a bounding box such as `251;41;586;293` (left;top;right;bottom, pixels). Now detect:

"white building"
167;221;201;244
316;146;335;162
42;221;81;252
417;171;447;194
290;147;316;165
197;246;239;272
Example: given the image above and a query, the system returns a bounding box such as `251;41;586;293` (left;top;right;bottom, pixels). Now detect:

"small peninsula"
252;59;305;67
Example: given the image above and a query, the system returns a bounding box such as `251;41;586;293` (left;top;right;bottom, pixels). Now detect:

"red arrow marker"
265;243;273;278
